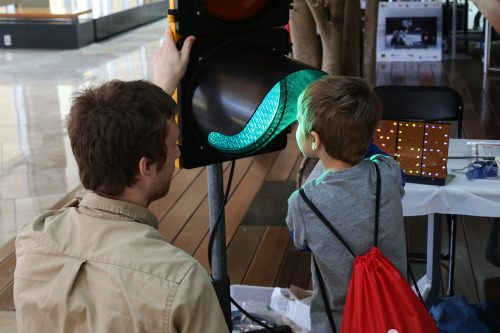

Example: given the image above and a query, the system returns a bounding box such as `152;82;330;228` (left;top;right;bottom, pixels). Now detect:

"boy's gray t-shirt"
286;156;406;332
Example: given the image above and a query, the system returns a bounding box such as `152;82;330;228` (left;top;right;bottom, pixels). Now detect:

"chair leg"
446;214;457;297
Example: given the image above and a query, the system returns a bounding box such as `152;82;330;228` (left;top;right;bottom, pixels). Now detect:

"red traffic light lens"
204;0;270;22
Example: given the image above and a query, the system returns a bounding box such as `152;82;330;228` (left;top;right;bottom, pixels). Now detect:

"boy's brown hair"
298;76;383;164
67;80;177;196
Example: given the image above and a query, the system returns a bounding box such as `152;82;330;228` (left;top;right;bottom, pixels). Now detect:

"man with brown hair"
14;30;228;333
286;76;407;332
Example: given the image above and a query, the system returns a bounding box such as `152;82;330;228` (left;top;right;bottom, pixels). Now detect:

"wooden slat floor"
149;130;310;289
1;54;500;324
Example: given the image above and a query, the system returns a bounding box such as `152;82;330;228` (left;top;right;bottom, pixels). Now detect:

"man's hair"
67;80;177;196
298;76;383;164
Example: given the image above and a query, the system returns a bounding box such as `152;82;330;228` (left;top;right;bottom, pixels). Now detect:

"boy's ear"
138;157;153;177
310;130;322;151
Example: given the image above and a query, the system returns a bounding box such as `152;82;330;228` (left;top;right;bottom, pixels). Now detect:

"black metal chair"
375;85;464;297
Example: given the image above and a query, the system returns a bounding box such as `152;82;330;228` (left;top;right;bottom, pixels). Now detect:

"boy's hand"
152;29;195;95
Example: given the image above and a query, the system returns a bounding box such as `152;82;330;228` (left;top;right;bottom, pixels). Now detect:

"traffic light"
170;0;326;168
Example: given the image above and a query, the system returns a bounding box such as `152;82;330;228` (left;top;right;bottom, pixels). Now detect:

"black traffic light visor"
179;38;326;158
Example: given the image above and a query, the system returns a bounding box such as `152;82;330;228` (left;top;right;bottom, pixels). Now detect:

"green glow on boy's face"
207;69;325;155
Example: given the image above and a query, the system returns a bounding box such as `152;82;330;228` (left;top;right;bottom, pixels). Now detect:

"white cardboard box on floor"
230;284;275;311
230;284;312;331
269;286;312;331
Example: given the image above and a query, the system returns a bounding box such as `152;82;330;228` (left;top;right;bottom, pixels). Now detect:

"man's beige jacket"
14;192;228;333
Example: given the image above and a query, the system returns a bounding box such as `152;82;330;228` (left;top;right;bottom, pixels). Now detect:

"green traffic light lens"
207;69;325;155
208;83;282;155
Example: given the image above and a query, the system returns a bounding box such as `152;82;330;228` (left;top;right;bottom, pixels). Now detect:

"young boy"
286;76;406;332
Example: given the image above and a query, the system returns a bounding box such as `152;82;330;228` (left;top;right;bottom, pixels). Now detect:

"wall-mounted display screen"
377;1;442;62
385;16;437;49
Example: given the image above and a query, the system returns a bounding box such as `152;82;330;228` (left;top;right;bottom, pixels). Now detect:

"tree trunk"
306;0;345;74
290;0;321;68
292;0;377;185
363;0;379;85
342;0;361;76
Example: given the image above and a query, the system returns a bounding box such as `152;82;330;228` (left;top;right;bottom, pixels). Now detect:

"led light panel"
374;120;398;156
421;123;450;178
397;121;425;176
373;120;451;185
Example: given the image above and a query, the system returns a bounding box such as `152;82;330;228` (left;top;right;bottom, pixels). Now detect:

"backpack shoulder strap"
313;255;337;333
373;162;381;247
299;188;356;258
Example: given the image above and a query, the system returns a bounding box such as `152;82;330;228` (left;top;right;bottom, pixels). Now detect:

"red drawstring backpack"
299;162;438;333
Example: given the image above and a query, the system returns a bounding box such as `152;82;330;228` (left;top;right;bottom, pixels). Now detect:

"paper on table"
467;141;500;160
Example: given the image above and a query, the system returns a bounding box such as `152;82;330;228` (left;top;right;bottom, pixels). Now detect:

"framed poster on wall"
377;1;443;62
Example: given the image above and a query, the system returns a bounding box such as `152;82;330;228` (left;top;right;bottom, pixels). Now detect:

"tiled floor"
0;19;168;250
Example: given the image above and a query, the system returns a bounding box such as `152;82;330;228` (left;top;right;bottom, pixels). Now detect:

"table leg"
414;213;442;308
447;215;457;296
486;217;500;267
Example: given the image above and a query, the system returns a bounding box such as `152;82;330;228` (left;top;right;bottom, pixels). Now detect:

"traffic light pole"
207;163;232;330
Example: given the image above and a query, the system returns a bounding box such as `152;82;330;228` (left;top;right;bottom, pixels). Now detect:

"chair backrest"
375;85;464;138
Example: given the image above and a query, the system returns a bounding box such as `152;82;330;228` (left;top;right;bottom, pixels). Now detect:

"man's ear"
138;157;153;177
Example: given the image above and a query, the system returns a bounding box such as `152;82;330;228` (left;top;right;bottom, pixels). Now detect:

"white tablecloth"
403;139;500;217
